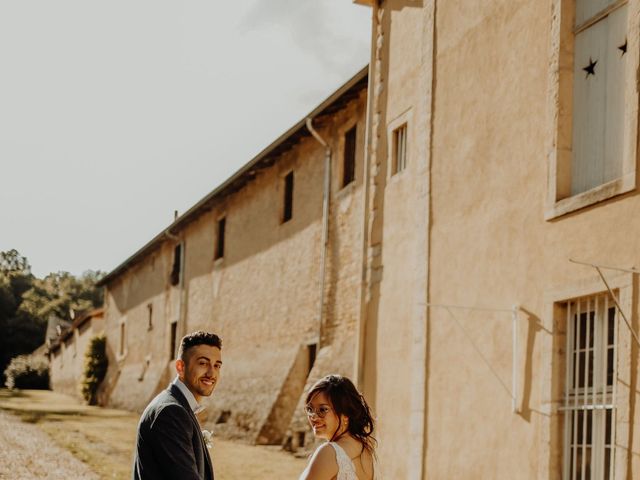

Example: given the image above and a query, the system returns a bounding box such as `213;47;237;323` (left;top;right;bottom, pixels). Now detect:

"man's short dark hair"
178;331;222;361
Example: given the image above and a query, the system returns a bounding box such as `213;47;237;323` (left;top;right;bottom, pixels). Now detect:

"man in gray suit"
133;331;222;480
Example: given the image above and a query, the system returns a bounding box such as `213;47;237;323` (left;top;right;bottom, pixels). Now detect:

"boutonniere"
202;429;213;449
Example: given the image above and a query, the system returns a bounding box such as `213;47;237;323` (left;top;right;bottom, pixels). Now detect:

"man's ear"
175;358;185;378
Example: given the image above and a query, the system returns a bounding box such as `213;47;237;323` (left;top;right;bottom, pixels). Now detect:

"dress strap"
329;442;358;479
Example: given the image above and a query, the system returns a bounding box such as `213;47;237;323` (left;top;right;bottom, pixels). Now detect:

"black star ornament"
583;57;597;78
619;39;627;56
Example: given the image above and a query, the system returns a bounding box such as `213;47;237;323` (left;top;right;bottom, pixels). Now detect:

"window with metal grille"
392;124;407;174
562;294;617;480
282;171;294;223
570;0;627;195
343;125;357;187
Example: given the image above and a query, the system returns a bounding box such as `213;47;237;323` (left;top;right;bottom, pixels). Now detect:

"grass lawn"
0;389;308;479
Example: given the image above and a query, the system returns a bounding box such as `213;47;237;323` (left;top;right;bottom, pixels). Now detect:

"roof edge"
98;65;369;287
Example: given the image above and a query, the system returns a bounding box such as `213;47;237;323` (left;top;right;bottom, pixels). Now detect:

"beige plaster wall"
363;0;640;478
359;3;433;479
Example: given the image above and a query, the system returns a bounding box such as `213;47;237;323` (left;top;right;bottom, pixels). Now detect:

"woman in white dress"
299;375;377;480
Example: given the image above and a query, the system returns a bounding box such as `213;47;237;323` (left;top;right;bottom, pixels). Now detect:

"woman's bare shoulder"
299;443;339;480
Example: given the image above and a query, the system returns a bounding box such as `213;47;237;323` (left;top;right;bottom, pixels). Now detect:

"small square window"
392;124;407;174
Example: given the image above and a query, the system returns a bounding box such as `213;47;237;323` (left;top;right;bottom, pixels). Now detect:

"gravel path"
0;410;98;479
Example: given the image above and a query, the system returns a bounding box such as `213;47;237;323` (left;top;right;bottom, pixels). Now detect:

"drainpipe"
306;117;331;349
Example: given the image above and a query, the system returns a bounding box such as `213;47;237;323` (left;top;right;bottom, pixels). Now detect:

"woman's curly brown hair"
306;374;377;453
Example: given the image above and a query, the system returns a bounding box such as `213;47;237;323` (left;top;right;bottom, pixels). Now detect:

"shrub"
4;354;50;390
81;334;108;405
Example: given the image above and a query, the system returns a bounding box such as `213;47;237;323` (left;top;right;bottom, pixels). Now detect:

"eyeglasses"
304;405;332;418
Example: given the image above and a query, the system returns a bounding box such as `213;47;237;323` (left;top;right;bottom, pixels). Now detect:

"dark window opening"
343;125;357;187
307;343;317;376
119;323;126;356
170;244;182;286
297;431;306;448
170;322;178;360
215;217;226;259
147;303;153;331
283;171;294;223
216;410;232;424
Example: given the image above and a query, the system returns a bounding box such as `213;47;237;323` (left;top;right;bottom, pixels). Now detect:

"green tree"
0;250;36;383
20;270;104;323
81;334;108;404
0;249;105;384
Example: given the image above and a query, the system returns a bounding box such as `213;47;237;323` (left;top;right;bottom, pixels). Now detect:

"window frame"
391;123;408;175
542;272;633;479
545;0;639;220
386;108;412;179
561;294;618;479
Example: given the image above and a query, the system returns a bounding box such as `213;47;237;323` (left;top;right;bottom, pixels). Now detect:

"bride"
299;375;377;480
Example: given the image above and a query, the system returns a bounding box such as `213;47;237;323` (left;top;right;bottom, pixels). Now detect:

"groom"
133;331;222;480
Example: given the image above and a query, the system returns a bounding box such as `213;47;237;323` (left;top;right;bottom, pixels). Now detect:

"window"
119;321;126;357
282;171;294;223
547;0;637;218
392;124;407;174
562;294;617;480
169;321;178;360
343;125;357;187
147;303;153;331
307;343;317;376
571;0;626;195
170;243;182;286
215;217;226;260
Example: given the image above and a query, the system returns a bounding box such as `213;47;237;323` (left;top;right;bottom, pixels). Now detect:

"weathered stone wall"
49;312;104;400
102;245;177;412
101;86;367;444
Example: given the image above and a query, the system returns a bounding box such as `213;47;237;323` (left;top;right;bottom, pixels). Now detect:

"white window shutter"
571;6;626;195
603;5;627;184
572;20;607;195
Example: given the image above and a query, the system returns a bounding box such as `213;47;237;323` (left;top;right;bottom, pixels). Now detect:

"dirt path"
0;410;98;480
0;389;308;479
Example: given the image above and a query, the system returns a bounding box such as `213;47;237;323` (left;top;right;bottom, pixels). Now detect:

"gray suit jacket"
132;384;214;480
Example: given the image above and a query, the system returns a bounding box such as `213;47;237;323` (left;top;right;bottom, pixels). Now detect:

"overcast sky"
0;1;371;278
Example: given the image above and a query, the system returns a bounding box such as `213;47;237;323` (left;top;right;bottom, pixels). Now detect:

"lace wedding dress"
329;442;377;480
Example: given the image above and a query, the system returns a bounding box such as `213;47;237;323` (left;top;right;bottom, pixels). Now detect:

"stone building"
353;0;640;478
96;67;368;446
48;308;104;399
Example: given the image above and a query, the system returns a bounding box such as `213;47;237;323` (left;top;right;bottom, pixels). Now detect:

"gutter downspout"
306;117;331;349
